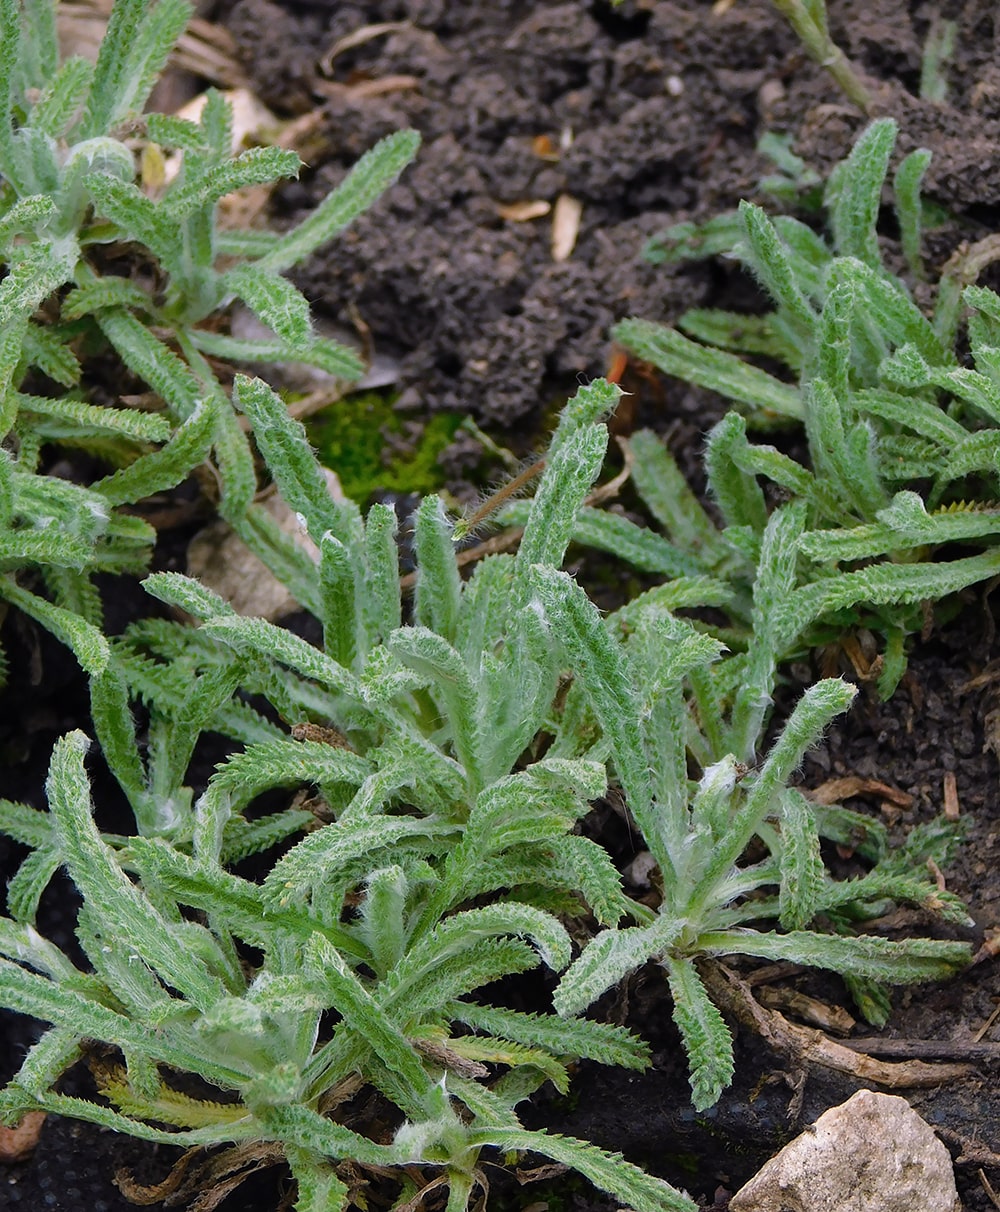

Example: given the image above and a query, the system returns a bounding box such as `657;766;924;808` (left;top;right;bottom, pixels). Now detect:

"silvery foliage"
527;503;970;1111
0;0;417;683
0;380;699;1212
572;119;1000;697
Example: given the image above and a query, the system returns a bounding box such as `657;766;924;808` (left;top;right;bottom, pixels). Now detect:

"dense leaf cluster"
0;7;978;1211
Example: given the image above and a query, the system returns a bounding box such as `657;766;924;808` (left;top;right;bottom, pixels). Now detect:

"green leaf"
553;920;676;1017
89;662;157;831
62;276;156;320
449;1001;648;1070
187;329;364;380
776;789;825;930
286;1147;349;1212
257;130;420;274
893;148;932;280
168;145;300;217
5;849;62;924
478;1128;696;1212
0;0;25;192
0;578;109;674
703;412;768;533
693;680;857;911
207;737;371;817
92;399;215;506
564;506;703;578
97;308;202;419
829;118;895;267
738;200;816;336
514;422;609;576
201;614;367;704
143;112;208;151
85;173;177;263
699;928;970;983
20;321;81;387
142;569;235;620
529;567;663;872
16;392;170;443
663;953;734;1111
412;495;461;643
233;375;359;545
387;627;480;786
80;0;192;138
614;318;802;420
0;237;79;328
319;533;358;667
643;211;744;266
46;732;224;1011
222;263;313;351
361;502;401;647
306;934;441;1121
628;429;726;560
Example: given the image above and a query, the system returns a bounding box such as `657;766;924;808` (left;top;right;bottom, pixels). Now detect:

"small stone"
729;1089;961;1212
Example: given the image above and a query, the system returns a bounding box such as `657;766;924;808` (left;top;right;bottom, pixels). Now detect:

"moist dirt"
4;0;1000;1209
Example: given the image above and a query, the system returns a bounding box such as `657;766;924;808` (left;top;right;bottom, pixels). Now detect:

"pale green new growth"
604;118;1000;695
0;381;697;1212
0;5;983;1203
538;556;970;1112
0;0;419;678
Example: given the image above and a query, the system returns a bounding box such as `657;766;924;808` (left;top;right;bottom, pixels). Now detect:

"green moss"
306;391;462;506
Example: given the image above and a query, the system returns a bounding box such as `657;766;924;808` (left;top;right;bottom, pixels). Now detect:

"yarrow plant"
0;4;982;1207
0;0;417;677
563;118;1000;696
532;515;970;1111
0;380;702;1212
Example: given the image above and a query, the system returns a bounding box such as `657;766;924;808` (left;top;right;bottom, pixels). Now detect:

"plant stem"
769;0;872;113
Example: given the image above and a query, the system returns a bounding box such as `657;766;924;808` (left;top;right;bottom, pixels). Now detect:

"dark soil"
4;0;1000;1209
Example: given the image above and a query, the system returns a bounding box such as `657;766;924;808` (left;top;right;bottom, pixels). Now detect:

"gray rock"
729;1089;961;1212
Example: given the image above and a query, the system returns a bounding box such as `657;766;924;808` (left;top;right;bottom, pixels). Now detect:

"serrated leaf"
257;130;420;273
776;789;825;930
167;145;300;218
699;927;970;983
663;953;734;1111
412;495;461;642
223;263;313;351
92;399;215;506
529;566;662;869
0;578;109;674
448;1001;649;1071
187;328;364;380
97;307;202;419
478;1127;696;1212
553;921;671;1016
829;118;895;268
614;318;802;420
233;374;358;544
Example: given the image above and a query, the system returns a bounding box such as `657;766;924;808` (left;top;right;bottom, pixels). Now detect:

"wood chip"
756;986;856;1036
700;960;976;1091
319;21;410;77
0;1112;45;1162
943;770;960;819
313;75;421;100
551;193;582;262
973;926;1000;966
496;199;551;222
531;133;560;161
806;775;913;809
